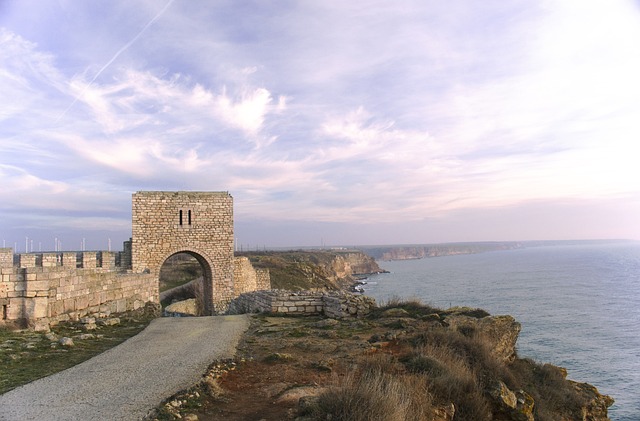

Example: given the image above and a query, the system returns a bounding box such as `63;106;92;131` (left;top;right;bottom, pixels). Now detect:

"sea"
362;241;640;421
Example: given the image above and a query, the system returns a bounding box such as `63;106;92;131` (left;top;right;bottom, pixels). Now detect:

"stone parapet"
0;248;158;331
228;290;376;318
0;248;12;269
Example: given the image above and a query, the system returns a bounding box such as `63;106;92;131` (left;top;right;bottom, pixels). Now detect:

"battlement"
1;191;269;330
1;249;127;271
0;247;155;331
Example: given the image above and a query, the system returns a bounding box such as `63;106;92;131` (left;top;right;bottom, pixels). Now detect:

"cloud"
2;0;640;248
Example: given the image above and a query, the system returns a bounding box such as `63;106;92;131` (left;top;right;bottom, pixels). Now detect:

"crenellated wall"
0;248;156;331
1;191;271;330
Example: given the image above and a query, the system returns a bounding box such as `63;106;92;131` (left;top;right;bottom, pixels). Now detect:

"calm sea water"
362;242;640;421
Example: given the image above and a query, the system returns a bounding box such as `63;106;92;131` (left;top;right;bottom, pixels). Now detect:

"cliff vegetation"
150;299;613;421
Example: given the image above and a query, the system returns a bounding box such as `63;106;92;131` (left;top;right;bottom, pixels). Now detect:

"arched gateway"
131;191;234;315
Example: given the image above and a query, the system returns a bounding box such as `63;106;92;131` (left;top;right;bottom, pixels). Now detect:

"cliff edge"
150;300;613;420
237;250;384;291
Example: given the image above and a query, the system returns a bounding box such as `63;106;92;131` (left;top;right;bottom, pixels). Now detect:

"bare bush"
308;357;434;421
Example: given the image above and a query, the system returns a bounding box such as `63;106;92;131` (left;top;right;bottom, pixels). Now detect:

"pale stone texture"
132;191;235;315
0;191;270;329
227;290;375;318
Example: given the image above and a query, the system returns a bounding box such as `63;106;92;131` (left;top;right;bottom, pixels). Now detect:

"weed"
370;297;442;319
309;366;434;421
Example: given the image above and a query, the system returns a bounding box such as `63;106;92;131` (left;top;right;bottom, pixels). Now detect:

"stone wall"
0;249;156;331
233;257;271;296
132;191;234;314
228;290;375;318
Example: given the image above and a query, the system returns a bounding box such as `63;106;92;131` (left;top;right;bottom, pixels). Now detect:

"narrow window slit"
179;210;183;226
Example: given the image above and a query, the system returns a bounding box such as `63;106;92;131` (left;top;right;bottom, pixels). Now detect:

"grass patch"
509;358;588;420
369;297;443;319
159;253;203;293
0;310;156;394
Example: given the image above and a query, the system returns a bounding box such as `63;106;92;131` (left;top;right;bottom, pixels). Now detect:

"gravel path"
0;315;250;421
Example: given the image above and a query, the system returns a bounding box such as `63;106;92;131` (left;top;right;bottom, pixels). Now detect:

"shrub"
508;359;587;420
404;343;491;420
308;356;434;421
370;297;442;319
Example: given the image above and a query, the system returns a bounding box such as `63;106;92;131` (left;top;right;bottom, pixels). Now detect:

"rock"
489;381;534;421
275;386;325;404
79;317;96;324
312;318;339;328
433;403;455;421
420;313;441;322
33;318;51;332
183;414;198;421
164;299;199;317
571;381;614;420
514;390;535;421
76;333;95;340
489;381;517;409
82;323;97;331
59;337;74;347
96;317;120;326
381;308;410;318
264;353;295;363
44;332;58;342
444;314;521;362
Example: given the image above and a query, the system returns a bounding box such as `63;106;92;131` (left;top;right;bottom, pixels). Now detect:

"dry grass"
308;355;435;421
509;358;588;421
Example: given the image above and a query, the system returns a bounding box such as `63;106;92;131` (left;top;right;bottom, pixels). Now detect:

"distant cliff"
237;250;384;291
362;242;524;261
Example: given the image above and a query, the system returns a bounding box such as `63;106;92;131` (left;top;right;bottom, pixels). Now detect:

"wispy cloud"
1;0;640;246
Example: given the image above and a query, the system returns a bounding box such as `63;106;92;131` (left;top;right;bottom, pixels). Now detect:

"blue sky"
1;0;640;251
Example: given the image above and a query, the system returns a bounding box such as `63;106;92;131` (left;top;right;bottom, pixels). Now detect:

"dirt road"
0;315;249;421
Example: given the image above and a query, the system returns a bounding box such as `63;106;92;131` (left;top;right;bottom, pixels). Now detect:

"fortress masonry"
0;191;270;330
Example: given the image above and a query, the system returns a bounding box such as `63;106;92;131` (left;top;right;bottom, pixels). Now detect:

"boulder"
164;298;199;317
59;337;74;347
571;381;614;420
488;381;534;421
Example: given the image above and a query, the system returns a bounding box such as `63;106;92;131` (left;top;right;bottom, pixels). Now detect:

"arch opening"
158;251;213;316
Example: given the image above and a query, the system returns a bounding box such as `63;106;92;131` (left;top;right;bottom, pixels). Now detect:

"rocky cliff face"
362;242;523;261
238;250;384;291
378;305;614;421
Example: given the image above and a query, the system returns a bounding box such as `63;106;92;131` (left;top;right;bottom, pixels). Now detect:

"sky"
1;0;640;251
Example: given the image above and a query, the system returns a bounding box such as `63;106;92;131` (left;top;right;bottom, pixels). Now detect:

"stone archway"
131;191;235;314
159;250;212;315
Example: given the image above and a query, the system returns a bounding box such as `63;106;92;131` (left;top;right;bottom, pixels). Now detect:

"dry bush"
413;329;516;390
404;343;491;420
308;355;435;421
508;359;587;421
371;297;442;319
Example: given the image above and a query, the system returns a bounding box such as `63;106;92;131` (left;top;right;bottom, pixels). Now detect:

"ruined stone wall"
0;249;157;330
233;257;271;296
228;290;375;318
132;191;234;314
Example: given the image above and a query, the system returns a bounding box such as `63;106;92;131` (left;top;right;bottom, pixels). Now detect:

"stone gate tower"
131;191;234;314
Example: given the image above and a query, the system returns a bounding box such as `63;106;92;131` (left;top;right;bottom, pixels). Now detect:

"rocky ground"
148;301;614;421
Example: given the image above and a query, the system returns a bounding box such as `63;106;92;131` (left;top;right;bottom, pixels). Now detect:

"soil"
150;313;414;420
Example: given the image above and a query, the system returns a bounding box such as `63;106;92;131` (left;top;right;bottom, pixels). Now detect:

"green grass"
0;311;156;394
159;254;203;293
